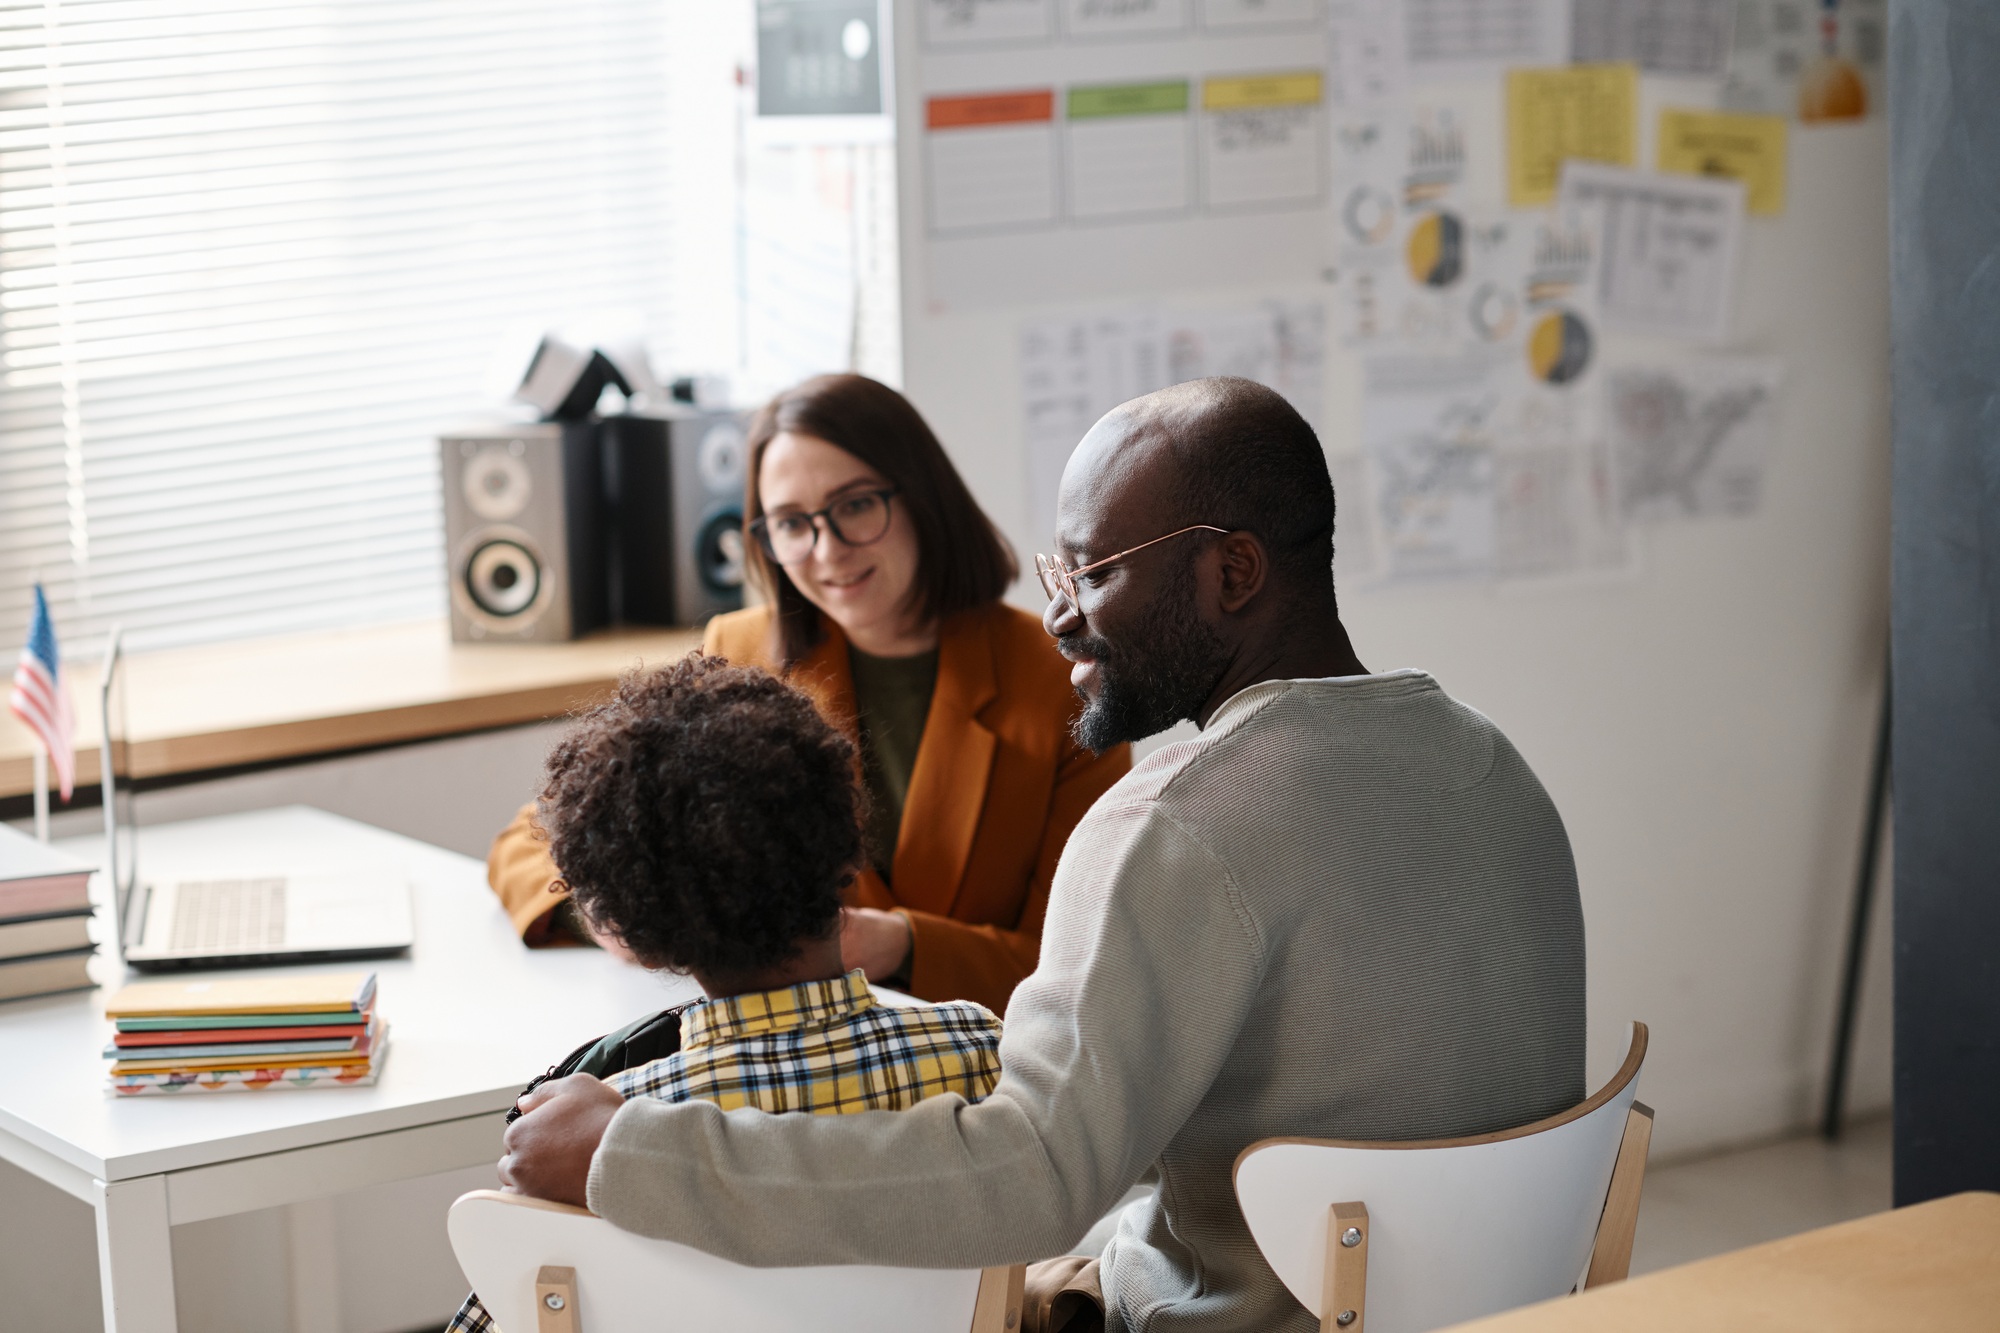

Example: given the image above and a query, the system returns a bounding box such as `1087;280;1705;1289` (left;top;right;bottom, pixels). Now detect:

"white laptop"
101;628;415;972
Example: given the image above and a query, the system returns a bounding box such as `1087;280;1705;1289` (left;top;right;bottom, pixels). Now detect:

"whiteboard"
888;0;1894;1158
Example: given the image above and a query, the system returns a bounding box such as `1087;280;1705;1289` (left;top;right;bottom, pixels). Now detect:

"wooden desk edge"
0;622;708;798
1434;1191;2000;1331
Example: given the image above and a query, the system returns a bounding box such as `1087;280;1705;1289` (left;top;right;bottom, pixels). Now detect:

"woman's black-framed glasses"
1035;525;1228;617
750;488;900;566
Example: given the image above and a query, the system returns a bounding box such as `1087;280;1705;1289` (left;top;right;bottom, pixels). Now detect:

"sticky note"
1657;108;1789;215
1506;63;1638;207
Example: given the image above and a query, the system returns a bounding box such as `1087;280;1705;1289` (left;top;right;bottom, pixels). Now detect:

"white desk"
0;806;698;1333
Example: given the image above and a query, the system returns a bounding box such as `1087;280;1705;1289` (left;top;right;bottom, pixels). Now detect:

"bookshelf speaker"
439;423;608;643
602;408;749;627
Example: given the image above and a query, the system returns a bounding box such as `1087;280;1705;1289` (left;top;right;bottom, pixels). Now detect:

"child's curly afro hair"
538;652;862;977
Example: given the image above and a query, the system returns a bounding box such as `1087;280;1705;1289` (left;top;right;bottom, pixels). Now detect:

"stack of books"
102;971;389;1096
0;821;97;1002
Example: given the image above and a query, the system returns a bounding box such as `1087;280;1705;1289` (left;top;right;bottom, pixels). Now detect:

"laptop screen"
98;628;141;953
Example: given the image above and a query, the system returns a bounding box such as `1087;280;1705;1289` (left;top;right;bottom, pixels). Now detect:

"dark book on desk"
0;947;95;1002
0;822;94;920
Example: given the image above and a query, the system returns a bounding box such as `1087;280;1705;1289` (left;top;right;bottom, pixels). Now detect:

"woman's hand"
498;1074;624;1208
840;906;913;982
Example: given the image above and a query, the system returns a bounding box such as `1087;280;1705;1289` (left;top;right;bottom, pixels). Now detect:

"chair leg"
971;1262;1026;1333
1321;1201;1369;1333
1584;1102;1655;1289
535;1265;580;1333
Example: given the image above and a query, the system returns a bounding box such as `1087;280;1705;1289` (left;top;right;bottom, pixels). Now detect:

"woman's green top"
846;644;940;882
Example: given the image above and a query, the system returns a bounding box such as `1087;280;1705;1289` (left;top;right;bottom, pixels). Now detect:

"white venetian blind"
0;0;678;656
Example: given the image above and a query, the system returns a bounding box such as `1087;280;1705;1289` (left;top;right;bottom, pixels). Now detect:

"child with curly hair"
446;654;1003;1332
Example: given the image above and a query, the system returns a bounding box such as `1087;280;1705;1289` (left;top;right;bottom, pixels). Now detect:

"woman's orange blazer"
485;600;1130;1013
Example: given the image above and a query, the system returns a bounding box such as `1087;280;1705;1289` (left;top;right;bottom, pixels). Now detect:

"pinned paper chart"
912;1;1334;305
921;0;1055;47
1404;0;1570;79
1506;63;1637;206
1561;162;1743;342
1201;72;1325;208
1200;0;1321;30
1067;81;1194;219
1657;108;1789;215
1063;0;1188;38
926;91;1059;232
1571;0;1733;75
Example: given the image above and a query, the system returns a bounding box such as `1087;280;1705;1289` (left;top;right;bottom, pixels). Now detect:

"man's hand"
498;1074;624;1208
841;906;913;981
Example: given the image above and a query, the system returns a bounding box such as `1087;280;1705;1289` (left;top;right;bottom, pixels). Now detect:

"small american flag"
10;585;76;801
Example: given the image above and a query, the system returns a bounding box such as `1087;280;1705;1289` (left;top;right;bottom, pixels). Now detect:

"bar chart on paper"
906;0;1333;306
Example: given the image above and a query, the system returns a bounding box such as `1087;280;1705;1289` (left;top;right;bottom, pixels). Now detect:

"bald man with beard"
498;377;1586;1333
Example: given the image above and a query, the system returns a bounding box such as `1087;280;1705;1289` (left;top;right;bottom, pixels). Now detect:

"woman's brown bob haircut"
744;373;1018;666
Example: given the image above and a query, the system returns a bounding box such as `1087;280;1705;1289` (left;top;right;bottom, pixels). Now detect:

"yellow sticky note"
1657;108;1789;215
1506;63;1638;208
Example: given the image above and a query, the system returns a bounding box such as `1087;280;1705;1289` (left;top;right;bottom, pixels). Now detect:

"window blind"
0;0;679;657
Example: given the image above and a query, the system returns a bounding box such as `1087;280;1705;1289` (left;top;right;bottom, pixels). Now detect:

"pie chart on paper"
1527;309;1593;386
1405;209;1465;288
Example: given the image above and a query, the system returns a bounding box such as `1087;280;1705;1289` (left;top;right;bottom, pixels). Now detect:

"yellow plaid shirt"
447;971;1001;1333
604;969;1003;1112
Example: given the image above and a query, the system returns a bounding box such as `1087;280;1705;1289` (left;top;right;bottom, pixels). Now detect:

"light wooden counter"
0;618;705;799
1438;1191;2000;1333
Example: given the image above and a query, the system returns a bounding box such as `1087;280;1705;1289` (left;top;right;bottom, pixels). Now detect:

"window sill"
0;618;705;800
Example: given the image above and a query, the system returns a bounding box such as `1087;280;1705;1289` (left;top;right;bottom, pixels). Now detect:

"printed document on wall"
1361;353;1504;580
1608;359;1782;522
1560;163;1744;342
919;0;1055;47
1656;108;1789;215
1020;300;1324;539
1327;0;1408;108
1570;0;1734;75
916;18;1334;308
1506;63;1638;207
1402;0;1570;81
1723;0;1886;121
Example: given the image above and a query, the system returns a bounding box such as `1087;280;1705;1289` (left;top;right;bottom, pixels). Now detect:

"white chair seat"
449;1190;1015;1333
1234;1021;1653;1333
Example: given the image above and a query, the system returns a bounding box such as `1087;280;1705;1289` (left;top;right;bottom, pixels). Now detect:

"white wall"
891;28;1894;1155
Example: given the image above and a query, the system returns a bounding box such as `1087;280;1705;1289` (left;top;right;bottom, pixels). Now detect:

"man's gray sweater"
588;671;1586;1331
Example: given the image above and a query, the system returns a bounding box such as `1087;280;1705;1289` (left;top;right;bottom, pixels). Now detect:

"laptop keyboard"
169;878;288;951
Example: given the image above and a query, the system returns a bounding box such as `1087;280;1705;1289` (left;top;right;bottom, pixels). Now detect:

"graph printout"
1560;162;1745;342
1403;0;1570;79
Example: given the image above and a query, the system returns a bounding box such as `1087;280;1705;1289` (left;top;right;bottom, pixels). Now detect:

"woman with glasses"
485;373;1130;1012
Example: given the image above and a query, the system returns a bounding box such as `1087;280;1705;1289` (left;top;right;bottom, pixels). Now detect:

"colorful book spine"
109;1059;386;1095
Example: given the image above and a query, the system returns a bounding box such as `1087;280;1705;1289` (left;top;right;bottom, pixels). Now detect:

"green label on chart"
1068;81;1191;120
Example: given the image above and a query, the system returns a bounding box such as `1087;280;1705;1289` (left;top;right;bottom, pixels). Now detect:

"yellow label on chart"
1202;71;1323;112
1658;108;1789;215
1506;63;1638;207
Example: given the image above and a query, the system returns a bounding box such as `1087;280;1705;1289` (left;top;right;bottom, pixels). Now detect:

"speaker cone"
697;511;746;593
465;538;543;617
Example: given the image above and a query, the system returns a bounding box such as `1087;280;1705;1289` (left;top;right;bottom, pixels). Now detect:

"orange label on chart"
927;91;1056;130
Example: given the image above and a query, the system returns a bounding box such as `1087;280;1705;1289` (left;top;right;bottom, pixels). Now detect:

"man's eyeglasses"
750;488;899;566
1035;525;1228;616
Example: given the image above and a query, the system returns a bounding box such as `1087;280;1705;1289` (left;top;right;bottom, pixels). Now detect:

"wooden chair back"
447;1190;1025;1333
1233;1021;1654;1333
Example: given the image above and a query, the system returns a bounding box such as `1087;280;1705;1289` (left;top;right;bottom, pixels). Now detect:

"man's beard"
1060;557;1229;753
